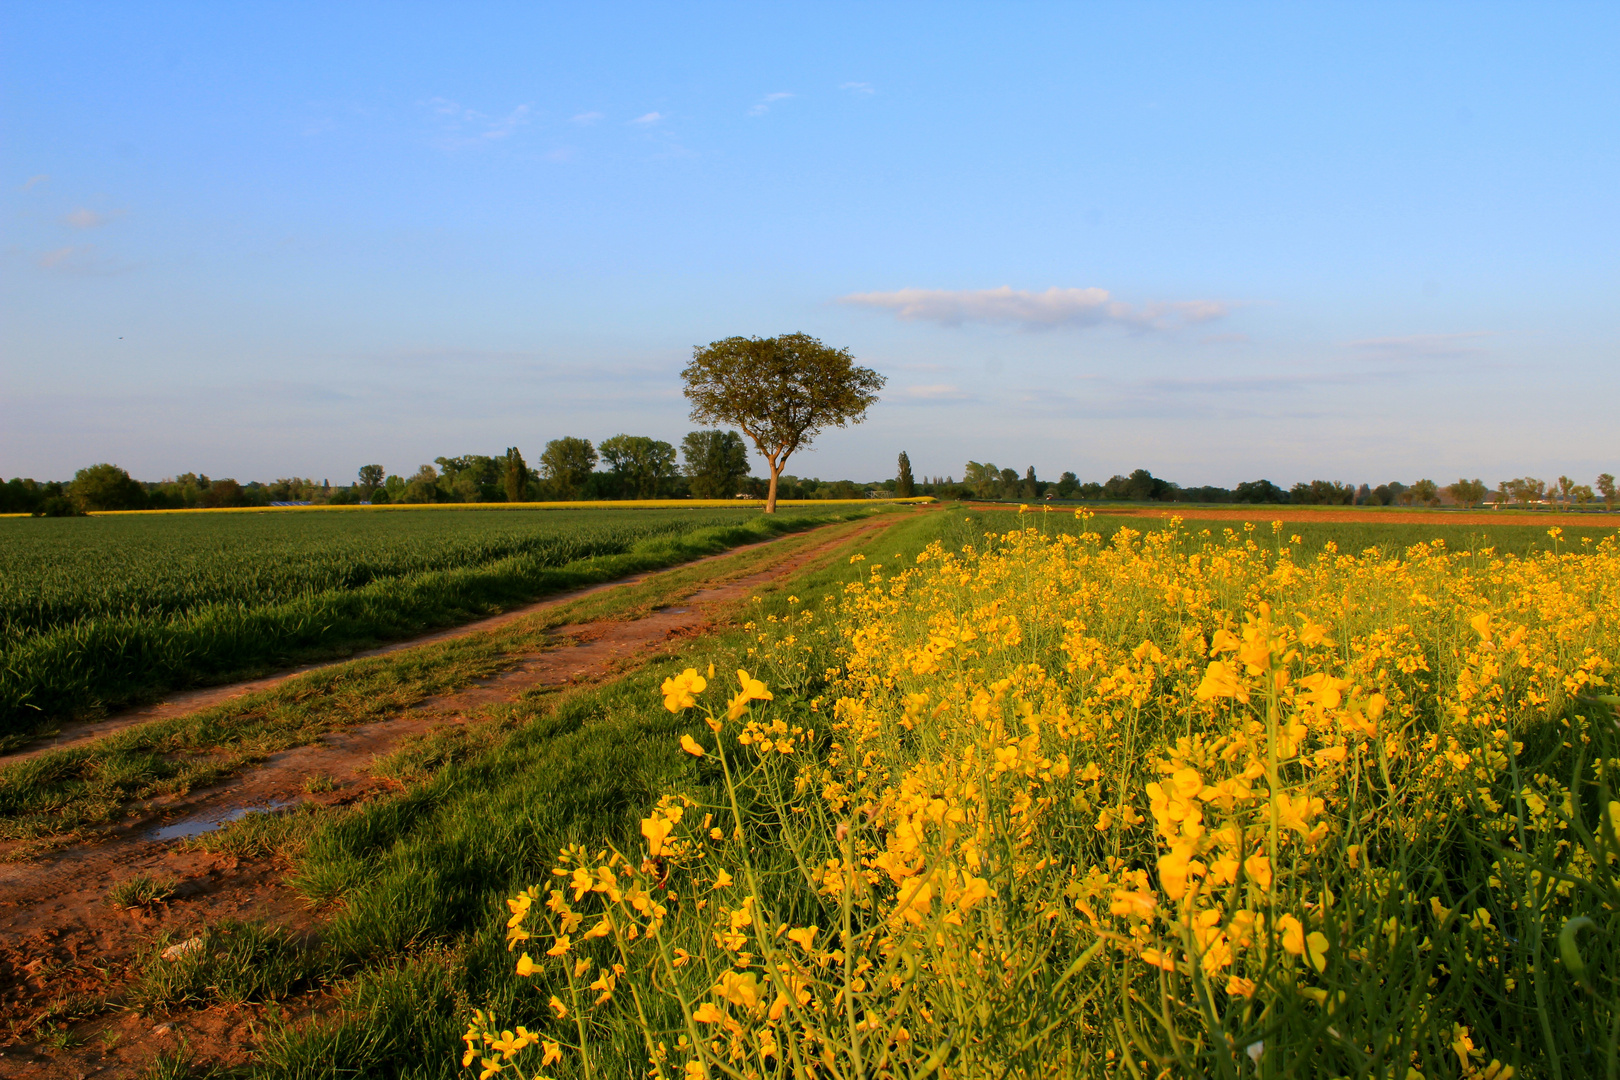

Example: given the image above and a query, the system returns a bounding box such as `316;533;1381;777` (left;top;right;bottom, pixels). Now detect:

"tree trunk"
766;465;780;514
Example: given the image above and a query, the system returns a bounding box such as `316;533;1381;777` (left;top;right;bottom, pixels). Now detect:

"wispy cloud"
423;98;532;146
841;286;1228;331
1346;332;1494;358
748;91;794;116
631;111;665;125
34;244;134;276
840;82;875;94
37;246;83;269
570;111;603;125
300;100;377;138
362;347;656;378
20;174;49;191
483;105;530;139
1135;372;1365;396
903;383;971;401
63;207;123;229
1008;368;1393;422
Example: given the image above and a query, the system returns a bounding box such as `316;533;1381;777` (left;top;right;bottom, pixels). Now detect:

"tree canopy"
1448;478;1487;508
540;437;598;499
600;435;678;498
356;464;385;496
682;333;884;512
69;463;147;512
681;430;750;499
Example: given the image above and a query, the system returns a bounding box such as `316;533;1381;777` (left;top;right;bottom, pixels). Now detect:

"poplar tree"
895;451;915;497
503;447;528;503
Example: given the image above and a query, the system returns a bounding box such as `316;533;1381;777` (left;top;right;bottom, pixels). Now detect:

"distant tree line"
893;464;1619;511
7;453;1614;516
0;429;910;515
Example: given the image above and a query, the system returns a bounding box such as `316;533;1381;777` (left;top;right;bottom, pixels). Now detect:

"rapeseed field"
476;514;1620;1078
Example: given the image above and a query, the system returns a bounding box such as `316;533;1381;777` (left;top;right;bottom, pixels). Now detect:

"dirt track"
0;514;896;1076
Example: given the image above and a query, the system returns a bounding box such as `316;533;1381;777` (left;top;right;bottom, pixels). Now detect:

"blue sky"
3;2;1616;488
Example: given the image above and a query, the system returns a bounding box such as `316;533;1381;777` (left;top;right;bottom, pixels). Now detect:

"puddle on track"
148;800;296;842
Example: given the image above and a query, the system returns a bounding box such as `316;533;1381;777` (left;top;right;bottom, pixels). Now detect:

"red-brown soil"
0;515;896;1077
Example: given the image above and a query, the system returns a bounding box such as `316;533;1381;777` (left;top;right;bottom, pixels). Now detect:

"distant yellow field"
72;497;935;517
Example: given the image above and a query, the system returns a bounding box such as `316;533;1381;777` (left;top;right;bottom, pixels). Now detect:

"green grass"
0;505;865;738
108;873;177;908
251;952;464;1080
140;1046;220;1080
134;920;328;1010
180;801;330;861
1;507;775;631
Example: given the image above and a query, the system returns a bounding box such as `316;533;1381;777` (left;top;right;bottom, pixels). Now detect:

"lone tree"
895;451;915;498
503;447;528;503
682;333;884;513
1599;473;1617;511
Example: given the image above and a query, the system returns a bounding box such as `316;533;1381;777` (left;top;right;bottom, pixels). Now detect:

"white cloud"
481;104;530;139
903;384;971;401
63;207;122;229
841;286;1228;331
631;112;665;125
20;174;49;191
570;111;603;125
37;245;81;268
748;91;795;116
34;244;133;275
1346;332;1494;357
840;82;875;94
422;99;531;145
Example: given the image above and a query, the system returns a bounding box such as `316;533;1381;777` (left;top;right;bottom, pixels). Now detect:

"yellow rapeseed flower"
661;669;707;712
